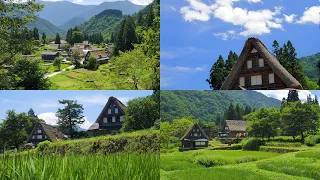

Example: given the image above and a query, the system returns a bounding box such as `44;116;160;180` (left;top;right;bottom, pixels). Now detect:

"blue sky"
40;0;152;5
0;91;153;129
161;0;320;90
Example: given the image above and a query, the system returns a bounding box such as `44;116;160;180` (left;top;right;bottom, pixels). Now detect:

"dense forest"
300;52;320;83
160;91;281;123
27;17;66;37
78;9;123;40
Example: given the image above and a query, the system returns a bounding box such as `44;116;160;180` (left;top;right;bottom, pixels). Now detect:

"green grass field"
49;64;134;90
41;63;70;74
161;142;320;180
0;153;159;180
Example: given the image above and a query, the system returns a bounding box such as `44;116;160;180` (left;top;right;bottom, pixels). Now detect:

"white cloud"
214;30;237;40
72;0;83;4
129;0;153;5
296;6;320;24
38;112;91;130
256;90;313;102
283;14;297;23
248;0;262;3
181;0;284;36
275;18;283;23
214;32;228;40
169;6;177;12
38;112;58;125
175;66;205;72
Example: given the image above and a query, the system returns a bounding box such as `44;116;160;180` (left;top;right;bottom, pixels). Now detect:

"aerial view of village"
0;90;159;179
0;0;159;90
160;90;320;179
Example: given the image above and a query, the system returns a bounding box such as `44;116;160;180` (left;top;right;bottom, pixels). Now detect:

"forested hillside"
79;9;123;40
300;52;320;83
160;91;281;123
27;17;66;37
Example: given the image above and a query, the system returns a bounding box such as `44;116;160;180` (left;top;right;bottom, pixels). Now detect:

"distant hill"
37;0;95;26
28;17;66;37
60;1;144;30
78;9;123;39
300;52;320;82
160;91;281;123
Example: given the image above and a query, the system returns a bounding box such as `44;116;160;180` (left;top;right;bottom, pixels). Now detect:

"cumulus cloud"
129;0;153;5
38;112;91;130
296;6;320;24
180;0;284;36
214;30;237;40
283;14;297;23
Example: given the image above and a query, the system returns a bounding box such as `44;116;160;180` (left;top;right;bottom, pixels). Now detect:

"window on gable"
247;60;252;69
259;58;264;67
103;117;108;123
108;109;111;114
120;116;124;122
37;135;42;140
251;48;258;53
112;117;116;122
115;108;118;113
239;77;245;87
269;73;275;84
251;75;262;86
37;129;41;134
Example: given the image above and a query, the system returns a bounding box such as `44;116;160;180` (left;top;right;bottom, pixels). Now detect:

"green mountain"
27;17;66;37
60;1;144;30
160;91;281;123
78;9;123;39
300;52;320;82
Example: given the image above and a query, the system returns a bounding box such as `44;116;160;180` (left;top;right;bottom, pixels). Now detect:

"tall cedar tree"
28;108;37;117
41;32;46;44
55;33;61;44
207;55;226;90
272;40;306;87
113;17;137;56
32;28;39;40
146;6;154;27
137;11;143;26
225;51;238;72
56;100;84;139
287;90;300;102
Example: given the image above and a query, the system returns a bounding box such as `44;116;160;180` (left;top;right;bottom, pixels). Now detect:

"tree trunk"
300;130;304;143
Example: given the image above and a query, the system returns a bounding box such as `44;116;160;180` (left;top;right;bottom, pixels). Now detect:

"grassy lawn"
161;143;320;180
49;64;135;90
41;63;71;74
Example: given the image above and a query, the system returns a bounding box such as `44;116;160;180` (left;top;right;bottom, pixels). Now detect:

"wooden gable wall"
97;99;125;129
27;124;50;145
231;49;287;90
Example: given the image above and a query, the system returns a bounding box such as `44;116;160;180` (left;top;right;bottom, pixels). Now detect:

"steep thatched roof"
220;38;303;90
49;44;60;49
89;50;109;60
225;120;246;132
88;96;126;130
180;123;209;141
26;123;66;143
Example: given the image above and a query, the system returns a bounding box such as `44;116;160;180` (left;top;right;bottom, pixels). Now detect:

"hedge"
37;130;159;155
210;145;242;150
259;146;301;153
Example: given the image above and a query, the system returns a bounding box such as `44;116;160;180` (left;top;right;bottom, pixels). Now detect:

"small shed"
41;52;59;62
180;123;209;151
219;120;247;138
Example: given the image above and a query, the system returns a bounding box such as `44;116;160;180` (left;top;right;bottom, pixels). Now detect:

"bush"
210;145;242;150
304;135;320;147
259;146;300;153
265;142;303;147
85;56;99;70
241;138;263;151
37;130;159;155
219;138;242;144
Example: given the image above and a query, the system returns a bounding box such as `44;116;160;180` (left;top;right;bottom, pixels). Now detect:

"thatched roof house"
41;52;59;62
180;123;209;151
220;38;303;90
49;44;60;50
70;48;85;57
85;50;110;64
88;96;126;136
219;120;247;138
26;123;66;146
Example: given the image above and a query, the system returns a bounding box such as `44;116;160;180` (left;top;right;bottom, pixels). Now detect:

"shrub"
265;142;303;147
304;135;320;147
241;138;263;151
219;138;242;144
210;145;242;150
85;56;99;70
37;140;51;152
259;146;300;153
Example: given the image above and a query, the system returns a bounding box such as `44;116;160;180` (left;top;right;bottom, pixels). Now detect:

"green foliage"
72;31;84;44
300;52;320;83
37;130;159;155
0;110;44;148
287;90;299;102
85;56;99;71
56;100;84;139
244;108;280;139
241;138;263;151
160;91;280;123
79;9;123;41
41;32;46;44
121;93;159;132
6;58;51;90
281;101;320;142
71;51;81;69
55;33;61;44
259;146;301;153
304;135;320;146
27;17;66;37
53;57;63;71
